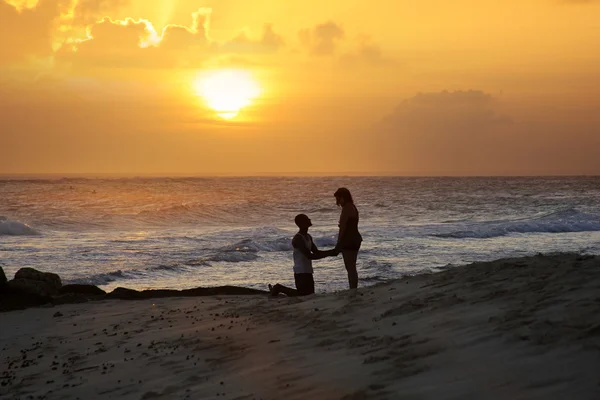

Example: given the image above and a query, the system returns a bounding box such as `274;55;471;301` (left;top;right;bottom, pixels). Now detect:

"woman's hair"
334;187;354;205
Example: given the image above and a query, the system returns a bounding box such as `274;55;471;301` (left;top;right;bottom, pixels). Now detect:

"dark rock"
11;268;61;296
107;286;267;300
3;280;266;312
181;286;267;296
53;311;63;317
8;279;59;297
59;284;106;296
52;293;90;305
106;287;143;300
139;289;181;299
15;268;62;288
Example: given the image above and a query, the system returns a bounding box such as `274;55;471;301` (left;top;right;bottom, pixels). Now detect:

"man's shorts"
294;273;315;296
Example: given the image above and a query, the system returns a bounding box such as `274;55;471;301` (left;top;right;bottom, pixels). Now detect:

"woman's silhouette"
334;187;362;289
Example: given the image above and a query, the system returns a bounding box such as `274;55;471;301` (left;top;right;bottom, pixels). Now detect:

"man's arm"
310;238;334;260
292;235;318;260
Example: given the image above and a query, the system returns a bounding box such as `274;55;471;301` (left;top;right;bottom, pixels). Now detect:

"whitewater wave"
0;217;40;236
186;237;289;264
225;237;292;252
69;269;129;286
226;235;336;252
206;250;260;263
434;208;600;239
313;236;337;248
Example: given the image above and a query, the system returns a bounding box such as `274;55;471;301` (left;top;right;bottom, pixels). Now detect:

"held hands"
322;248;340;257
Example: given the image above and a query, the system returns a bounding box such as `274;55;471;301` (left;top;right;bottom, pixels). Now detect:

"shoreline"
2;252;600;399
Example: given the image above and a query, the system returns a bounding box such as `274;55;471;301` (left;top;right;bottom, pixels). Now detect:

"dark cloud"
366;90;515;174
299;21;344;56
362;90;600;175
382;90;511;131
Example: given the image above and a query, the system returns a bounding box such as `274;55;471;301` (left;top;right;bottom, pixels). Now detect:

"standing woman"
334;187;362;289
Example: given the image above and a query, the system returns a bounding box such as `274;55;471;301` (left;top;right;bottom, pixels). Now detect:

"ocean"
1;177;599;293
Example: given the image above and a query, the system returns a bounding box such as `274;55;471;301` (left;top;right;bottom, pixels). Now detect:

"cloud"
3;0;130;52
299;21;344;56
56;9;287;70
157;9;211;50
4;0;40;12
297;24;393;67
362;90;600;175
1;0;133;69
3;2;285;73
221;24;284;54
63;0;128;23
3;3;384;75
55;9;215;69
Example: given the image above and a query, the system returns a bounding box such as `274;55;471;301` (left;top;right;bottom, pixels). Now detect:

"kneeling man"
269;214;338;296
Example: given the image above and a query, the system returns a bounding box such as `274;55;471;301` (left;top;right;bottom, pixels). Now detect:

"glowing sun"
193;70;261;119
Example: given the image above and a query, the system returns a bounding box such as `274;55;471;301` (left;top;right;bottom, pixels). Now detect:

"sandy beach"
1;252;599;400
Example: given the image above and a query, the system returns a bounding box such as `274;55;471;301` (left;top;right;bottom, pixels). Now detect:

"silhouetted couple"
269;187;362;297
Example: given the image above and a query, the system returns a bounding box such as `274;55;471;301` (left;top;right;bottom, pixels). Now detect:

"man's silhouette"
269;214;337;296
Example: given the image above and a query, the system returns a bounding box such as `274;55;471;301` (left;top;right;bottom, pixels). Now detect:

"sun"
193;70;261;120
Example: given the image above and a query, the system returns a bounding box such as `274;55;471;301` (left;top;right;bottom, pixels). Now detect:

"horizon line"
1;172;599;179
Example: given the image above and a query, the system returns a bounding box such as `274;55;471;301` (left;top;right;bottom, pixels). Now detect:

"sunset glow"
193;70;261;120
1;0;599;175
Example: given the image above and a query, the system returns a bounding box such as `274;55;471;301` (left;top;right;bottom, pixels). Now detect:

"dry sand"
1;253;600;400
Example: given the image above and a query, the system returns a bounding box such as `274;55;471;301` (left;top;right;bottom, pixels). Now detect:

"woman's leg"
342;250;359;289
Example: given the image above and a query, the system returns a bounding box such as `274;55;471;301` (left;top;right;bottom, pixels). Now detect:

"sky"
1;0;599;176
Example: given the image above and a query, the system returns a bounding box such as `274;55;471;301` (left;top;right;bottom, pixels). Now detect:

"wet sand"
1;253;600;399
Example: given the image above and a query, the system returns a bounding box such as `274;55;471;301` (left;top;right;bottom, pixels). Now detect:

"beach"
3;0;600;398
2;252;599;399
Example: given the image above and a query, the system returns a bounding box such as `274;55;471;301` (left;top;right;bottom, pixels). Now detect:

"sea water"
1;177;599;292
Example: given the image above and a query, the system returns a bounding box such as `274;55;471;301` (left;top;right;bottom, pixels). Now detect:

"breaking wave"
0;217;40;236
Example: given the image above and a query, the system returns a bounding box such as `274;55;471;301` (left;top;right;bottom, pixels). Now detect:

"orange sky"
1;0;599;175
